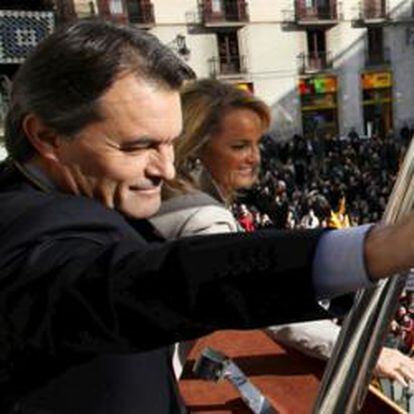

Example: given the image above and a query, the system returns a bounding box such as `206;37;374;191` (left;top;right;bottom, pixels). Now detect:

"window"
367;28;385;64
109;0;124;14
212;0;222;13
307;29;326;54
224;0;240;20
217;31;241;73
306;30;328;69
127;0;141;20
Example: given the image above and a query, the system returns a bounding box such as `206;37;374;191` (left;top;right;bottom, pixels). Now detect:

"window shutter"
98;0;128;22
236;0;246;20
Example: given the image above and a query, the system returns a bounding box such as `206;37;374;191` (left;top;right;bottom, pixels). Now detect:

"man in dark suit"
1;20;414;414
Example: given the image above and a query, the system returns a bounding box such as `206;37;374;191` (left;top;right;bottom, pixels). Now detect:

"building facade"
1;0;414;154
80;0;414;140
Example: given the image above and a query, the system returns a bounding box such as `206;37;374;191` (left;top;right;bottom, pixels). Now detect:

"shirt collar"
14;160;58;193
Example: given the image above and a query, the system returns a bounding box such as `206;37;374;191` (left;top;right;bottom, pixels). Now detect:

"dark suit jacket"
0;163;334;413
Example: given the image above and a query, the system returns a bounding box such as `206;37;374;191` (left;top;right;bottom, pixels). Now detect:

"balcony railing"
298;51;333;73
365;47;390;66
98;0;128;23
351;1;389;25
208;55;247;77
128;2;155;25
295;0;340;22
202;0;249;25
358;1;388;20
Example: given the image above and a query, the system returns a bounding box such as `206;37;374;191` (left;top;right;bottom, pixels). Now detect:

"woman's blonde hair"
167;78;271;195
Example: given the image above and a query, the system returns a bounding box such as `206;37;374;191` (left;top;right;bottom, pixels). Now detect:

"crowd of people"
235;130;410;231
389;291;414;353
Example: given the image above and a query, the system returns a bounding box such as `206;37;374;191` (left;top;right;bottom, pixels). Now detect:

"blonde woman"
151;78;270;240
150;79;414;385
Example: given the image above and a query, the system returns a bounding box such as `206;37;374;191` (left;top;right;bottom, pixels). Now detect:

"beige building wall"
2;0;412;149
388;0;414;129
153;0;195;24
74;0;98;18
0;0;410;155
244;21;304;137
328;9;366;135
62;0;414;139
138;0;414;138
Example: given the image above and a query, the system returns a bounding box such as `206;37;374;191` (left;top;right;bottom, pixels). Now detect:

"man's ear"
23;114;62;162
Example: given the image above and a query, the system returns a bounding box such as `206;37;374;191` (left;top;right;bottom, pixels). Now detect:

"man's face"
53;74;182;219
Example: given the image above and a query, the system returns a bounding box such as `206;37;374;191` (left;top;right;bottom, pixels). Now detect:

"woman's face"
201;108;265;194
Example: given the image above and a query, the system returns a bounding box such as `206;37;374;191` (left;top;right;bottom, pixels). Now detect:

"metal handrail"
202;0;249;23
313;138;414;413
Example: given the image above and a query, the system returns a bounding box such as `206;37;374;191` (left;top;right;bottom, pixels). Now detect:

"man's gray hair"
5;20;195;162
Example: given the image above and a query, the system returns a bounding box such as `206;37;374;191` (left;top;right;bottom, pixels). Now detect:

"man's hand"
374;347;414;386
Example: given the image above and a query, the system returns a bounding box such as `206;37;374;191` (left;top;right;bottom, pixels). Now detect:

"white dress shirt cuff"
313;224;375;300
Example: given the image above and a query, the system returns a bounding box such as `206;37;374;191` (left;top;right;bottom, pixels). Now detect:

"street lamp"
174;34;191;60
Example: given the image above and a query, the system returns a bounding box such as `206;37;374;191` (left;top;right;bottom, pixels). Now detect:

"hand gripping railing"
313;138;414;413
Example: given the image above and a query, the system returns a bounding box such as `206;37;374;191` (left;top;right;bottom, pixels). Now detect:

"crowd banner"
312;138;414;413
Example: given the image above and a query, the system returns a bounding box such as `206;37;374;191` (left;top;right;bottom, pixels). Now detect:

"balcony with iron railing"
201;0;249;27
128;1;155;26
365;47;391;66
297;51;333;73
294;0;341;25
208;55;247;78
352;1;389;25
